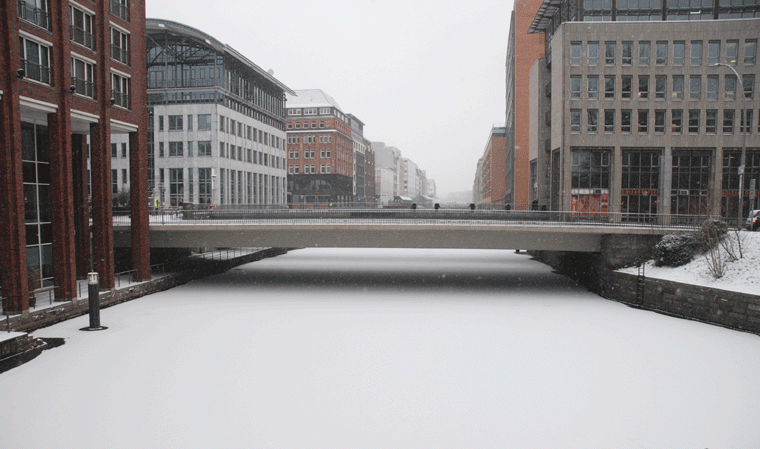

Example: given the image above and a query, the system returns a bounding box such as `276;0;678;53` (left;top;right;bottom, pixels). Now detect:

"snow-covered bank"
1;248;759;448
619;231;760;295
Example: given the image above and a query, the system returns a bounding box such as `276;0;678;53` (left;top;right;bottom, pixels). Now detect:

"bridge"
112;209;702;253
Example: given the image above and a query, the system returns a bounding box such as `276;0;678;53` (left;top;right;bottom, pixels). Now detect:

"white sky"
146;0;512;197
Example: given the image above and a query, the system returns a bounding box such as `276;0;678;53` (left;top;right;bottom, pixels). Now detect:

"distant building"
286;89;354;205
473;126;508;207
112;19;292;209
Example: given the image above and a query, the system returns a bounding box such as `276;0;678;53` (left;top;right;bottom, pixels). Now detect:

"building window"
723;109;734;134
604;109;615;132
69;5;93;49
638;75;649;99
111;72;130;108
673;41;685;65
197;114;211;130
169;142;183;157
605;75;615;99
110;0;129;21
111;27;130;65
187;115;193;131
621;149;660;218
622;109;632;133
588;76;599;99
745;40;757;65
688;109;700;133
655;110;666;133
111;143;118;158
638;110;648;133
671;109;683;133
725;75;737;100
706;109;717;133
121;143;127;158
19;37;51;85
741;109;754;133
112;169;118;194
655;75;667;99
656;41;667;65
158;142;164;158
169;168;184;207
691;40;702;65
605;41;616;65
570;76;581;99
571;149;611;215
671;150;711;217
726;40;739;65
672;75;684;99
707;75;719;100
168;115;183;131
588;109;598;133
570;109;580;132
588;42;599;66
708;40;720;65
18;0;50;30
743;74;755;99
71;57;95;98
639;41;650;65
622;76;632;99
622;41;633;65
689;75;701;100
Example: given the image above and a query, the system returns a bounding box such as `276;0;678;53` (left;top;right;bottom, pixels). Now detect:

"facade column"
72;134;91;278
0;2;29;314
129;130;151;280
90;122;115;289
48;112;77;300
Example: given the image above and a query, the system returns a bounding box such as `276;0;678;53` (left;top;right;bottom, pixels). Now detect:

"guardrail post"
81;272;107;331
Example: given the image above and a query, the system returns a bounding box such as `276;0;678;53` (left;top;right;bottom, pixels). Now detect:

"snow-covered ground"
2;248;759;448
620;230;760;294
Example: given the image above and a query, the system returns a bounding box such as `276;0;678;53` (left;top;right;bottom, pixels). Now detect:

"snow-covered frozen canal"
3;248;760;448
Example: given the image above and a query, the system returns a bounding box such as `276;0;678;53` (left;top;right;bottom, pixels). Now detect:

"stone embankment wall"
3;248;290;333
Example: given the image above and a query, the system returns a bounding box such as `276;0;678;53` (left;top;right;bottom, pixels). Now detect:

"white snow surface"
2;248;759;449
619;231;760;294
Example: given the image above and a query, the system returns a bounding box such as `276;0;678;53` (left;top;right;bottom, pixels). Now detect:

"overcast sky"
146;0;511;197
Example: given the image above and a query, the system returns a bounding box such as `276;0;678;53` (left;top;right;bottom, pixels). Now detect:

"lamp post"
713;63;748;229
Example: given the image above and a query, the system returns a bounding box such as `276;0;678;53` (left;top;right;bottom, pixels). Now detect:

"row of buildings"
474;0;759;222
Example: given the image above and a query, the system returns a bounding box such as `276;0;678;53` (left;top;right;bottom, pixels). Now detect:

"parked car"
746;210;760;231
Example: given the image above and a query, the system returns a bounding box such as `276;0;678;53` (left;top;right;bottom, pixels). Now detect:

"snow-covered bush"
652;233;699;267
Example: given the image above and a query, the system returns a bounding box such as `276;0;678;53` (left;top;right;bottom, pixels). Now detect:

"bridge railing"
112;209;710;229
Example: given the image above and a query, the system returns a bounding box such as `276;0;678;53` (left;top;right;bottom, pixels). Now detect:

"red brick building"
475;125;508;207
1;0;149;314
286;89;354;205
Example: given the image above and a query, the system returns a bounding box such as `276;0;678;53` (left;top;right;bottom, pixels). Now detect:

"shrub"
652;233;699;267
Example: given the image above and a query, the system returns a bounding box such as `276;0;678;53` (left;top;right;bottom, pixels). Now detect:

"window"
638;110;648;133
570;42;581;65
622;41;633;65
671;109;683;133
570;76;581;99
588;109;598;133
707;75;719;100
726;40;739;64
604;109;615;132
639;41;650;65
740;109;753;133
18;0;50;29
69;5;93;49
655;75;667;99
656;41;667;65
187;141;193;157
691;41;702;65
111;72;130;108
688;109;700;133
121;143;127;158
672;41;685;65
19;37;51;85
169;168;183;207
169;141;183;157
605;75;615;99
588;76;599;99
723;109;734;134
745;40;757;65
672;75;684;99
198;114;211;130
158;116;164;131
112;169;118;194
638;75;649;99
168;115;183;131
158;142;164;157
588;42;599;65
110;0;129;21
622;76;632;99
605;41;616;64
219;116;225;132
655;110;665;133
570;109;581;132
187;115;193;131
71;56;94;98
571;149;611;192
111;27;130;65
743;74;755;99
111;143;118;158
725;75;736;100
708;40;720;65
689;75;701;100
622;109;632;133
706;109;717;133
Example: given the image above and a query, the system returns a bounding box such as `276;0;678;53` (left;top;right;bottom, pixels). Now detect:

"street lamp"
713;63;748;229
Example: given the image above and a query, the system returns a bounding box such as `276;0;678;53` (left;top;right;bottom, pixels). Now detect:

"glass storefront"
22;122;53;289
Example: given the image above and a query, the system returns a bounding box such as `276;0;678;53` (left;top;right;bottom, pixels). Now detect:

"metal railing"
110;0;129;21
17;0;50;30
70;25;94;49
20;59;51;85
111;89;130;109
71;76;95;98
111;45;130;65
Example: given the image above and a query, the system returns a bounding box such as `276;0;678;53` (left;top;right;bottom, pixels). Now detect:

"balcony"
70;26;94;50
21;59;51;85
111;45;130;65
110;0;129;21
111;90;130;109
17;0;50;30
71;76;95;98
